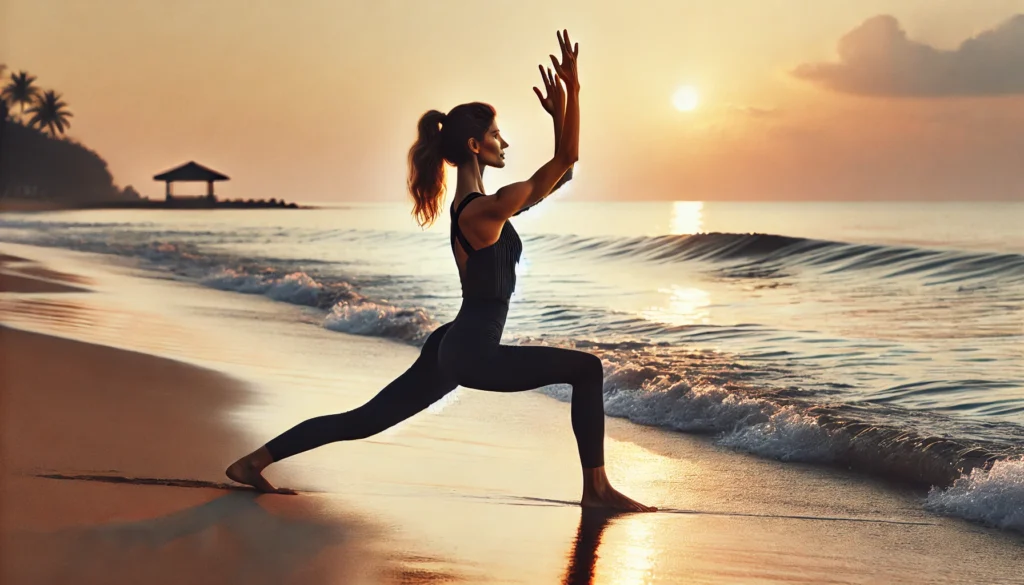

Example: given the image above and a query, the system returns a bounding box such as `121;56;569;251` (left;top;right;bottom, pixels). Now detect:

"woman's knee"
573;351;604;385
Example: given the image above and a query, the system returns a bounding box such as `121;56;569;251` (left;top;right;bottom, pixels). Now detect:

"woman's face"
475;117;509;168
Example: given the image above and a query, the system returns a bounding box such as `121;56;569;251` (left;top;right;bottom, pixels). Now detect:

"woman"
227;30;654;512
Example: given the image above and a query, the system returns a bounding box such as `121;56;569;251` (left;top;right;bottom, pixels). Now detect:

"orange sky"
5;0;1024;202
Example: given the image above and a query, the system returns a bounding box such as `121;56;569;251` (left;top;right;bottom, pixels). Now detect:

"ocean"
2;199;1022;530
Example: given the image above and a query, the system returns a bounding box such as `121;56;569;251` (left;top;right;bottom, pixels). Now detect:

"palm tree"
0;64;10;123
26;90;73;137
1;70;41;121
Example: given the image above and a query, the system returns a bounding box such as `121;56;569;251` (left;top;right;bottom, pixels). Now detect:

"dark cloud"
792;14;1024;97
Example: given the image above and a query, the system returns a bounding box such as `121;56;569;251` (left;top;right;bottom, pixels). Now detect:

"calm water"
2;200;1023;492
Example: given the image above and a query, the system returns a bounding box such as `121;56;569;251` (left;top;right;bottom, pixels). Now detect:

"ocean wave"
324;302;437;344
526;232;1024;285
197;265;436;344
346;228;1024;285
0;226;440;345
926;457;1024;533
716;407;844;462
4;216;1022;286
202;269;336;306
524;339;1021;496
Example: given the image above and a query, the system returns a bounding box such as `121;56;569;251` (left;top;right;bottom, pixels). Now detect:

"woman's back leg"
264;323;457;462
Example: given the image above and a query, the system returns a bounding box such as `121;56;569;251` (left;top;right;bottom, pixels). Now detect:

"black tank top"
450;192;523;301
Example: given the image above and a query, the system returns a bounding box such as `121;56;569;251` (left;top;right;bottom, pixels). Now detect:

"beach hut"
153;161;229;201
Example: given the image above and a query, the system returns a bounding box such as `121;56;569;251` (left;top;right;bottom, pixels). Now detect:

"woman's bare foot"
225;446;295;494
580;466;656;512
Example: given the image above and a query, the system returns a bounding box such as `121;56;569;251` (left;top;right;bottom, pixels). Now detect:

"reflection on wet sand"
561;509;622;585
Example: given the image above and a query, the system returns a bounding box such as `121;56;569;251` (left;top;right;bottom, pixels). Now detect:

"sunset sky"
5;0;1024;202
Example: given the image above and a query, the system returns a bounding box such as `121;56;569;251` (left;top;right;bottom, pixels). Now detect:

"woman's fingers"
543;65;557;90
549;54;562;73
554;29;579;61
560;30;572;64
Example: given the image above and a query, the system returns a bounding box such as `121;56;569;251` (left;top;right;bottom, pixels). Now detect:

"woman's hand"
533;65;565;119
549;29;580;92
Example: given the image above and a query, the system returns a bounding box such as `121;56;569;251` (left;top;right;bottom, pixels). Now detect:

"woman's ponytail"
408;109;448;227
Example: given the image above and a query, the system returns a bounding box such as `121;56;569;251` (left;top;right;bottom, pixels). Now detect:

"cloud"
792;14;1024;97
724;102;778;118
727;104;781;118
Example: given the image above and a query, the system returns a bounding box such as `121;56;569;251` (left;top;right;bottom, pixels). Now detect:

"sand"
1;326;457;585
0;253;91;293
2;244;1023;584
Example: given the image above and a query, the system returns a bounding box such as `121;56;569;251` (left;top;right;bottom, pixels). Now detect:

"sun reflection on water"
669;201;704;235
598;515;658;585
639;285;711;327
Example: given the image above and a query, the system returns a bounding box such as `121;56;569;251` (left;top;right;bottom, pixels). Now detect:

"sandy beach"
2;243;1022;584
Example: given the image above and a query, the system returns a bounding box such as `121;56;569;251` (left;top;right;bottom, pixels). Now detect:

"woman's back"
450;192;523;301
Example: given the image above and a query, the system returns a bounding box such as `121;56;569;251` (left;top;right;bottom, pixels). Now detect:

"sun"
672;85;699;112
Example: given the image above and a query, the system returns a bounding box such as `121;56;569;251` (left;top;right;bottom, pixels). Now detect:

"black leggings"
265;298;606;468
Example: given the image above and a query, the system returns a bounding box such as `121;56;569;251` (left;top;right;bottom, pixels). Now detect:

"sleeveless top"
450;192;524;301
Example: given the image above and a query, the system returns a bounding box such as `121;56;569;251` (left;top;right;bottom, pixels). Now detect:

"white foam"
925;457;1024;532
266;272;325;305
598;359;772;433
606;381;769;433
717;406;842;462
323;301;437;344
539;357;843;463
201;269;326;306
201;268;437;343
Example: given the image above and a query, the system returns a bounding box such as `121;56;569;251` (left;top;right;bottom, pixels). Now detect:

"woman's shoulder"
453;191;487;211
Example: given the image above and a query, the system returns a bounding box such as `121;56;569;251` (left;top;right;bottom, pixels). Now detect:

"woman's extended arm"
480;29;580;222
513;65;576;217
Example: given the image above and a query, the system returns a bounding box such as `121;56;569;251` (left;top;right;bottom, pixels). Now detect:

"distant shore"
0;197;313;212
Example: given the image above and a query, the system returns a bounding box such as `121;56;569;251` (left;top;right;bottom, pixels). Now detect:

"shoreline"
2;244;1023;583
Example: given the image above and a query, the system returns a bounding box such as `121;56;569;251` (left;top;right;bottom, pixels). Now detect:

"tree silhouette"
0;65;8;123
0;64;8;118
26;90;73;137
0;65;7;197
2;70;41;121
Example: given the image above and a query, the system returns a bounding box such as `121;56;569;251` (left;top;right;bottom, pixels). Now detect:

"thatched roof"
153;161;229;182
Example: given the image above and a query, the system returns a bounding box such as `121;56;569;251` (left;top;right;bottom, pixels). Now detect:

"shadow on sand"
4;487;465;585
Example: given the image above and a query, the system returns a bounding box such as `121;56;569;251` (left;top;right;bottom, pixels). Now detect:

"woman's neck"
455;157;486;197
